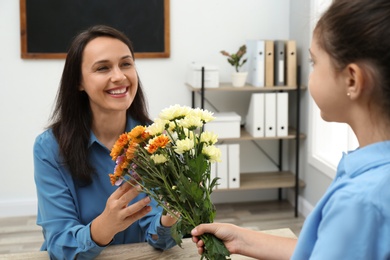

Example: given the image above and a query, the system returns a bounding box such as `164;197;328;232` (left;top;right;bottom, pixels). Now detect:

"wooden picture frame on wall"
19;0;170;59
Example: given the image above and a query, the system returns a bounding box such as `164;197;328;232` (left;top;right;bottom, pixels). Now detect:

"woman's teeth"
108;88;126;94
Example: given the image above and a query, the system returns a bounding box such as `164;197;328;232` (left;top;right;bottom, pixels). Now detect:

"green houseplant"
220;44;247;72
221;45;248;87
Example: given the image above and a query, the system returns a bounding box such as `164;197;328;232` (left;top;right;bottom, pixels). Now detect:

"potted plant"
221;45;248;87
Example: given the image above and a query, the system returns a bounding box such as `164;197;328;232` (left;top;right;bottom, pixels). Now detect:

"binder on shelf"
265;40;274;87
265;93;276;137
246;40;265;87
274;41;285;86
286;40;297;87
228;144;240;188
216;144;228;189
276;92;289;137
245;93;265;137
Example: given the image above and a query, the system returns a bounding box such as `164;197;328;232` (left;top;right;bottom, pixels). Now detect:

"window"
308;0;358;179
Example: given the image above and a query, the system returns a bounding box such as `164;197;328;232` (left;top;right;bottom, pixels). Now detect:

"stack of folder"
211;144;240;189
245;39;297;87
245;92;289;138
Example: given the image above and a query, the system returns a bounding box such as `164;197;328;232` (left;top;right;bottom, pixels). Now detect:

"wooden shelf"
218;127;306;142
214;171;306;192
188;70;305;217
186;82;306;92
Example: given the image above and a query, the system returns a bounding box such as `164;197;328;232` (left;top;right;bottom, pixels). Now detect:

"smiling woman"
32;25;177;259
79;37;138;125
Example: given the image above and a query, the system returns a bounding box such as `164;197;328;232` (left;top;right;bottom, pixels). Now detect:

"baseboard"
286;191;314;218
0;198;38;217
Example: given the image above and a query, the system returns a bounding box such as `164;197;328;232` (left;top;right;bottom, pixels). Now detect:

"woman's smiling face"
80;36;138;116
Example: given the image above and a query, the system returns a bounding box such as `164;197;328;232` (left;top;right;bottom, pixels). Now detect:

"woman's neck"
91;111;127;150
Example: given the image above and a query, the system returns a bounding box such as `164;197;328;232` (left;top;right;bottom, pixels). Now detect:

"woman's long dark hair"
49;25;151;184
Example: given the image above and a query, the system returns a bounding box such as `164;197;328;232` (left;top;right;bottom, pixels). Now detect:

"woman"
192;0;390;259
33;25;177;259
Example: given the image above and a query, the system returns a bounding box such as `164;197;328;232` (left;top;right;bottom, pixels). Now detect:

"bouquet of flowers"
109;104;230;260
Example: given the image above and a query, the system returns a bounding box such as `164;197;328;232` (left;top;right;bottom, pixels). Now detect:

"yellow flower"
174;138;194;154
159;104;191;121
179;116;203;130
150;154;168;164
200;131;218;145
190;107;215;123
202;145;221;163
146;118;169;136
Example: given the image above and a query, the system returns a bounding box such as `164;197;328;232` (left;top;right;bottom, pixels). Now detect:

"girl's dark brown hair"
314;0;390;116
49;25;151;184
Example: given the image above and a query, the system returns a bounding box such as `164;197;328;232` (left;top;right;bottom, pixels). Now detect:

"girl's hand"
191;223;238;255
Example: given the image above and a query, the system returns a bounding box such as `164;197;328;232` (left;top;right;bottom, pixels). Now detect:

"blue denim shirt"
292;141;390;259
33;117;176;260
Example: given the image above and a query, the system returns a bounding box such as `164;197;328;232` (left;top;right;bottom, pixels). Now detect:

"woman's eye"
122;62;132;67
97;66;109;71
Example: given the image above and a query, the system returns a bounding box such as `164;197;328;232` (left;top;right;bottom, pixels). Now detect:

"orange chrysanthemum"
128;126;147;144
126;142;138;160
110;133;130;160
147;135;170;154
108;173;118;186
114;160;129;177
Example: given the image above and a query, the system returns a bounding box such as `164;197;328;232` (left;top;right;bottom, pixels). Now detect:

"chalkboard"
19;0;170;59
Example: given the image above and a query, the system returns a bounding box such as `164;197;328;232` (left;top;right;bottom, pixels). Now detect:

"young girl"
33;25;177;259
192;0;390;259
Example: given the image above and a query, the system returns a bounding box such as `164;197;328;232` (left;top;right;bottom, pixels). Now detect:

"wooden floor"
0;200;304;255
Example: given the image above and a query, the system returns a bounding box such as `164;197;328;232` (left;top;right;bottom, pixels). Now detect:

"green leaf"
201;233;231;260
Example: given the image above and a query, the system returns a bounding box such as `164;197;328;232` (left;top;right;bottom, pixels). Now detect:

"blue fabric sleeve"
310;191;381;259
139;210;177;250
34;135;106;259
34;132;176;259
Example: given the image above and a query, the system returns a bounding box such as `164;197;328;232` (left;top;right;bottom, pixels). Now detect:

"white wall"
0;0;293;217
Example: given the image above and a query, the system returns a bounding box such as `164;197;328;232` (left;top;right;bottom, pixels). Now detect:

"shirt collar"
340;141;390;178
88;117;140;148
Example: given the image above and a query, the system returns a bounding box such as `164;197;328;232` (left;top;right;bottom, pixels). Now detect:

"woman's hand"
91;181;152;246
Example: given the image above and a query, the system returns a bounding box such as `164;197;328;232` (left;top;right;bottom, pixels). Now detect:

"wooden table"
0;228;297;260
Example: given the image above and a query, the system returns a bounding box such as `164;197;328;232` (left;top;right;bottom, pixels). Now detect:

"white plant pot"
231;72;248;87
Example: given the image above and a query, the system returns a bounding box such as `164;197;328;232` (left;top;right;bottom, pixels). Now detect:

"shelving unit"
187;70;305;217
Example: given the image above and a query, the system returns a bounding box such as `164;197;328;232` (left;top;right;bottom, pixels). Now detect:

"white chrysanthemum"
190;107;215;123
184;129;197;140
150;154;168;164
202;145;221;163
146;118;168;136
200;131;218;145
179;116;203;129
174;138;194;154
159;104;191;121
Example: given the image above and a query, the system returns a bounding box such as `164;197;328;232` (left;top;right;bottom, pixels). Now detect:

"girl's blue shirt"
292;141;390;259
33;118;176;260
